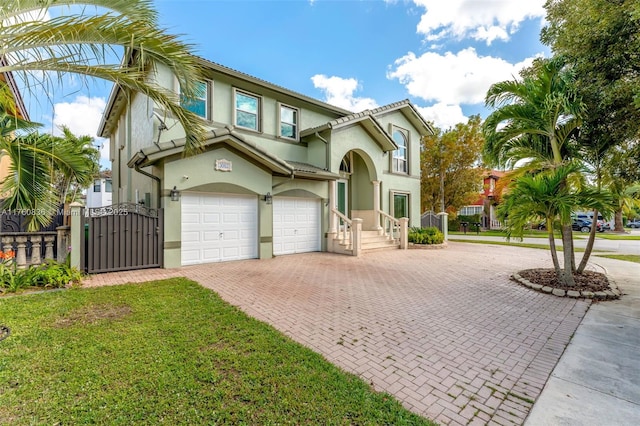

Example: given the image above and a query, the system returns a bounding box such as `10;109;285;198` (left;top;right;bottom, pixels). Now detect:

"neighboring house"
85;170;113;208
0;59;30;184
459;170;505;229
98;56;433;267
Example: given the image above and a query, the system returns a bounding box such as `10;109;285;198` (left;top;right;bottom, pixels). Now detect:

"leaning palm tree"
483;56;585;286
1;0;207;155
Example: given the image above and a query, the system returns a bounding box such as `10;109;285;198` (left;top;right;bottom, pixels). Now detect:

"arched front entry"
333;150;381;231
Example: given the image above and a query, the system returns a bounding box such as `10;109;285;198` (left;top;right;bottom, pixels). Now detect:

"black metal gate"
81;203;163;274
421;211;443;232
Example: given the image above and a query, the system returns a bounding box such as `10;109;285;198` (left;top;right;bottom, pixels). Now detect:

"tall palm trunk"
560;224;577;286
547;228;561;273
577;208;598;273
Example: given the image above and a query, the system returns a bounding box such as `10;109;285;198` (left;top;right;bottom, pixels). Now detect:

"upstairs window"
180;81;209;119
105;179;113;193
93;179;101;192
279;104;298;140
235;90;260;131
392;128;408;174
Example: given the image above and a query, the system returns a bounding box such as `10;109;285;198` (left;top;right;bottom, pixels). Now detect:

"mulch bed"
518;268;610;293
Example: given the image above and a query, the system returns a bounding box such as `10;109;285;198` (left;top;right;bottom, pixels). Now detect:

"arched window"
392;128;408;173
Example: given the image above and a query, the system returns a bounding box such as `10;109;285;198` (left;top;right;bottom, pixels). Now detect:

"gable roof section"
300;99;434;152
300;109;398;152
128;126;340;181
368;99;434;136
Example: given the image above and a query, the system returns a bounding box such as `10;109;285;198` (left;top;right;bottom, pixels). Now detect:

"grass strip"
447;238;602;252
594;254;640;264
0;278;433;425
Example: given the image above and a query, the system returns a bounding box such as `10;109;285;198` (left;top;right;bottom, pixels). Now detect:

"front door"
337;179;348;224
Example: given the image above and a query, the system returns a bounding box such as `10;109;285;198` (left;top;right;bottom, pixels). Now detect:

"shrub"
0;255;82;294
408;227;445;245
449;214;481;232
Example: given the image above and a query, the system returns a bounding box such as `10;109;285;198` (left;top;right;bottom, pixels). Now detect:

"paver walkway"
84;243;591;425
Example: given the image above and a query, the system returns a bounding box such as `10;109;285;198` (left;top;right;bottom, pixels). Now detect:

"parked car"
572;218;603;233
627;220;640;228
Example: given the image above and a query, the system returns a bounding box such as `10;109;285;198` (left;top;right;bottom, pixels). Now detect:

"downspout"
315;131;330;171
133;162;161;209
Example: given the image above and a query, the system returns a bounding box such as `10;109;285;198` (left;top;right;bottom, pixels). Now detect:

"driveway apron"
85;243;591;425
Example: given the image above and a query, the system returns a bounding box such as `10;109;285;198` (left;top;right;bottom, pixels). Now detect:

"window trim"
180;80;211;120
278;103;299;141
93;179;101;193
390;125;409;175
459;205;483;216
233;88;262;132
391;190;410;220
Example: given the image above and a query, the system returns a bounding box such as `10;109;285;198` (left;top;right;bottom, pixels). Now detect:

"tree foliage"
542;0;640;232
1;128;99;230
0;0;208;155
420;115;484;214
483;57;591;287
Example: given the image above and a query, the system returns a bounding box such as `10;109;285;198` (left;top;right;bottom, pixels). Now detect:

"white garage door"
273;197;321;255
181;193;258;265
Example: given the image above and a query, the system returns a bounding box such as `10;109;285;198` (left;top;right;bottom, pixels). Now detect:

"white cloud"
388;47;539;105
412;0;546;45
417;103;467;130
311;74;378;112
53;95;109;167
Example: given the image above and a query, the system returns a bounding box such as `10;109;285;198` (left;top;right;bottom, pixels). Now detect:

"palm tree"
498;163;613;281
483;57;585;287
1;0;207;155
52;126;100;205
0;128;99;231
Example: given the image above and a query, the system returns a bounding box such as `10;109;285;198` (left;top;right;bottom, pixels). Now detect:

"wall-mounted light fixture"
263;192;273;205
170;186;181;202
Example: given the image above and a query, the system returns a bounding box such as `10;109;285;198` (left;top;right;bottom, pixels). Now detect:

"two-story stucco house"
98;56;433;267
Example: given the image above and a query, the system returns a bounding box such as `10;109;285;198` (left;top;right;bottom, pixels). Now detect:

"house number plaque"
215;159;232;172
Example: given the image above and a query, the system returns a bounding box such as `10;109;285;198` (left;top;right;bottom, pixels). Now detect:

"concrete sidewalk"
524;256;640;425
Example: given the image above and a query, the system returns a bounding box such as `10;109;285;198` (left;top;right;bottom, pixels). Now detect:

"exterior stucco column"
372;180;381;230
329;180;337;234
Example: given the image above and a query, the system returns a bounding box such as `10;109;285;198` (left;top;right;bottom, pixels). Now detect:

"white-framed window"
234;89;261;131
279;103;298;140
93;179;101;193
392;191;410;219
459;206;483;216
180;80;210;119
105;179;113;193
392;127;409;174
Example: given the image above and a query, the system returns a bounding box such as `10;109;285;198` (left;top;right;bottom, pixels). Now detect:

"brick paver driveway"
85;243;590;425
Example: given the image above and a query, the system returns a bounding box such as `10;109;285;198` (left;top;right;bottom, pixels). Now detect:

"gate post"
69;202;83;269
437;212;449;241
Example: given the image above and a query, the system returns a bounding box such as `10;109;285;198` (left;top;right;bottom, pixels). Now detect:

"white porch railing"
379;210;400;241
0;230;70;269
332;208;353;246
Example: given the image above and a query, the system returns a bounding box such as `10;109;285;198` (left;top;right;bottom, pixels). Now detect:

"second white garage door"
273;197;321;255
181;193;258;265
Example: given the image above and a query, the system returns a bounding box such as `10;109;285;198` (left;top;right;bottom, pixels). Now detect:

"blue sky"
23;0;551;166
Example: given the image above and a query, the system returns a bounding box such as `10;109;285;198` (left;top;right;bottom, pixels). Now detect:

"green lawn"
0;279;433;425
594;254;640;263
448;238;602;252
449;230;551;238
594;233;640;241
